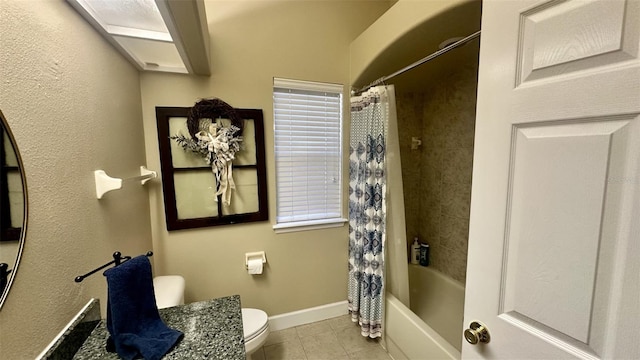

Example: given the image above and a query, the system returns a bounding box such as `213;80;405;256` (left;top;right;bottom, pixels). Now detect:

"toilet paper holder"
245;251;267;269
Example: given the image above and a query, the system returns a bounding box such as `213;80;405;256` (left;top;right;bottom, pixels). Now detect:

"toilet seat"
242;308;269;342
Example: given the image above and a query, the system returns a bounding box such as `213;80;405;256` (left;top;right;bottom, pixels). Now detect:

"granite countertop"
73;295;245;360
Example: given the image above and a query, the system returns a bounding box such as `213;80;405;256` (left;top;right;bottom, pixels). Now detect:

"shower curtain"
348;85;395;338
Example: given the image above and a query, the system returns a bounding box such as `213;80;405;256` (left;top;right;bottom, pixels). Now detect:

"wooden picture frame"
156;107;268;230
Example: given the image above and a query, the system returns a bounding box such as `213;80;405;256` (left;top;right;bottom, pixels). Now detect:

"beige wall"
0;0;152;358
141;1;392;315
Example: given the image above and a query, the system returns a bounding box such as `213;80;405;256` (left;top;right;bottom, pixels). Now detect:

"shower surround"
396;63;478;284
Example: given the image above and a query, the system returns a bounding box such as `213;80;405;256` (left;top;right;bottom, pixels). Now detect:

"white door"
464;0;640;359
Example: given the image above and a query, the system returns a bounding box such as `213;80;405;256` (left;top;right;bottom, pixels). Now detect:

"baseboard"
268;300;348;331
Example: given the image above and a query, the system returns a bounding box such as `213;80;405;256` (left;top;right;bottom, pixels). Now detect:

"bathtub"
384;265;465;360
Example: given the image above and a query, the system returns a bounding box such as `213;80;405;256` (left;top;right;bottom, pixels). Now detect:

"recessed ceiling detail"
67;0;210;75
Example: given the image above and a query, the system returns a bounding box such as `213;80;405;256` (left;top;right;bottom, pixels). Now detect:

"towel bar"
95;166;157;199
75;251;153;283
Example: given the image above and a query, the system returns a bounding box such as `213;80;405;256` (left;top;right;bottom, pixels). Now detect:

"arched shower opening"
350;1;482;359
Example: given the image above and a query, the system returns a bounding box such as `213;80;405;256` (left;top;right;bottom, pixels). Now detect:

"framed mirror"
0;109;27;309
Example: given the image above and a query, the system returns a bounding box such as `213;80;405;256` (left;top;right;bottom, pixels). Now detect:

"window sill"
273;218;348;234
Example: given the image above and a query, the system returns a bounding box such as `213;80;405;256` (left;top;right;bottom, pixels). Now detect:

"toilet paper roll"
247;258;263;275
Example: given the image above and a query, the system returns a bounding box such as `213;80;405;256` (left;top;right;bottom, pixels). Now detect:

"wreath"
171;98;244;206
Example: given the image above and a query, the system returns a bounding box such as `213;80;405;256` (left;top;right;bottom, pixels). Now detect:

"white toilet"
153;275;185;309
153;275;269;359
241;308;270;358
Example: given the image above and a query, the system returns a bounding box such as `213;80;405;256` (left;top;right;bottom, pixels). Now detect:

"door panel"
464;0;640;358
500;116;639;356
518;0;639;84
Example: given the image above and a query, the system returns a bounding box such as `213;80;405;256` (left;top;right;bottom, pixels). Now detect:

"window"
0;125;23;242
156;107;268;230
273;78;346;232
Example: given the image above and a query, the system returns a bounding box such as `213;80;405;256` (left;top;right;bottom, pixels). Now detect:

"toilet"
153;275;185;309
241;308;270;358
153;275;269;359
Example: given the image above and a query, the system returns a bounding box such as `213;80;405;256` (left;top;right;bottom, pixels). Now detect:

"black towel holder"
74;251;153;283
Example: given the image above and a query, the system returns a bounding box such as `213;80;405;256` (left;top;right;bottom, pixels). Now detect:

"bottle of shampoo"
419;243;430;266
410;237;420;265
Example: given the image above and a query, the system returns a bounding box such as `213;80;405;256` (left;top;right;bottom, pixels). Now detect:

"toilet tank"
153;275;185;309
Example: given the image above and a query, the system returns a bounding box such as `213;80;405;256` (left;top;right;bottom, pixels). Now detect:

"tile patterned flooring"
251;314;393;360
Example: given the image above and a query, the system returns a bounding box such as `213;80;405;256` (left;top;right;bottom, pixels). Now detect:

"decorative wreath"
171;98;244;206
186;98;244;138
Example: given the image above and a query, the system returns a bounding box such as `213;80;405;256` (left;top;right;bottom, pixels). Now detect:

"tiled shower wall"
396;63;478;284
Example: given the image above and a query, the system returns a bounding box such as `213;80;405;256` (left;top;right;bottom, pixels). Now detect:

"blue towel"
104;255;183;360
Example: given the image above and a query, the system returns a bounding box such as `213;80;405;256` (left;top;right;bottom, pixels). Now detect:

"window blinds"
273;78;343;225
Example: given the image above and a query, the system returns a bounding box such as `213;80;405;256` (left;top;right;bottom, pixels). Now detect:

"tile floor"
251;314;393;360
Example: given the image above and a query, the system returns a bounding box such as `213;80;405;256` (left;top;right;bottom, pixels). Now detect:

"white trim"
141;63;189;73
106;25;172;42
268;300;348;331
274;77;344;94
36;298;98;360
273;218;347;234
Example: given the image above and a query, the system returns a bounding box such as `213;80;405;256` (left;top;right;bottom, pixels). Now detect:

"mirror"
0;109;27;309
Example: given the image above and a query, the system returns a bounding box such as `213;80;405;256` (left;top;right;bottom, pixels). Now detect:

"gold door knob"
464;321;490;345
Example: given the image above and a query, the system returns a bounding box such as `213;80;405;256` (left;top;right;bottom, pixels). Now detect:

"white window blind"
273;78;344;228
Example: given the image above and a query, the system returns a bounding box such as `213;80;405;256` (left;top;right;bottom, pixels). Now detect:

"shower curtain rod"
353;30;481;95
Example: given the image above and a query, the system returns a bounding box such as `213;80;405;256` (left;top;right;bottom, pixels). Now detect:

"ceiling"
67;0;210;75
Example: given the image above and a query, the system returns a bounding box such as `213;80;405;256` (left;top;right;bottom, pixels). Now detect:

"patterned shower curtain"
348;86;392;338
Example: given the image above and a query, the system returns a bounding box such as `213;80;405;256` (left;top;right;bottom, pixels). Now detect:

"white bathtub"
384;265;465;360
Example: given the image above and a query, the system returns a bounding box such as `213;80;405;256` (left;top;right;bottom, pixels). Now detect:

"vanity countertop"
73;295;245;360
